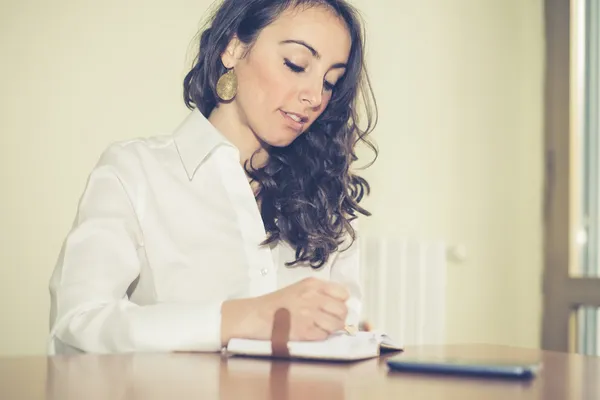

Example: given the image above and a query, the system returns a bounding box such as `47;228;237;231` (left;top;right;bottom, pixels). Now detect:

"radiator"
359;236;447;346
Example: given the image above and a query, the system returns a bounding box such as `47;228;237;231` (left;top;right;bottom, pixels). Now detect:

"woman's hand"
220;277;349;345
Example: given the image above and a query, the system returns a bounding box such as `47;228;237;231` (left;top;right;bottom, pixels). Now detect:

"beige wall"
354;0;544;348
0;0;543;356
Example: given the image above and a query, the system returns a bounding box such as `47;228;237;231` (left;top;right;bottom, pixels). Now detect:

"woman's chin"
260;134;300;148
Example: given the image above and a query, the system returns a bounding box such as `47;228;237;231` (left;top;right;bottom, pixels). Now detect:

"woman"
48;0;377;354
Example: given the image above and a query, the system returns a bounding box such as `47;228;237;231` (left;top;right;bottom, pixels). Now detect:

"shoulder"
97;135;173;166
93;134;176;179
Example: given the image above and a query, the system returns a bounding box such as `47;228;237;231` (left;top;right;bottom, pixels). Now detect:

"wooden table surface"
1;344;598;399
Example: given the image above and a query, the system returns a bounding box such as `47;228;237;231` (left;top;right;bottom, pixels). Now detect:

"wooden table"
1;345;598;399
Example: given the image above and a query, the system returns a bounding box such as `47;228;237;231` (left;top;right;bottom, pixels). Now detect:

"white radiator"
359;236;447;346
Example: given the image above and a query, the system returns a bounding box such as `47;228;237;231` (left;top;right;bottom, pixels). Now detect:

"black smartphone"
386;355;541;379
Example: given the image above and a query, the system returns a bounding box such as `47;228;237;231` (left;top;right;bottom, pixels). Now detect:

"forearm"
51;300;224;354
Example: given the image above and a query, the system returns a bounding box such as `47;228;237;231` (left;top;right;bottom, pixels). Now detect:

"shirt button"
260;268;269;277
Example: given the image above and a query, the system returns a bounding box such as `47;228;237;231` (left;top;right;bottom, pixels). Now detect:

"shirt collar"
173;108;237;181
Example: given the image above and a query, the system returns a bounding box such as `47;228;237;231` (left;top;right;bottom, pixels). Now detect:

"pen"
344;325;358;335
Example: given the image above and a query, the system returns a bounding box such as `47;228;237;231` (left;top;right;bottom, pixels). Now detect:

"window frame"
542;0;600;353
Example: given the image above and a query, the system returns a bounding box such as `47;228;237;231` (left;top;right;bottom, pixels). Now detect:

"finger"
305;324;330;341
319;282;350;301
288;315;329;342
313;309;346;335
359;320;373;332
318;297;348;321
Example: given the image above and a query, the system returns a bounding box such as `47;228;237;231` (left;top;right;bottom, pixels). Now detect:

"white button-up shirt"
48;110;362;355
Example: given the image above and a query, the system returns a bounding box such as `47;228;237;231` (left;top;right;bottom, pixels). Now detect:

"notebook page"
227;331;381;361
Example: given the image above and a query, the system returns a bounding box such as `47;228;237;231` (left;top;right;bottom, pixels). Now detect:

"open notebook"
226;331;402;361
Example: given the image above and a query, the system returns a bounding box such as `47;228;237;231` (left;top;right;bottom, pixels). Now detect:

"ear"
220;35;246;68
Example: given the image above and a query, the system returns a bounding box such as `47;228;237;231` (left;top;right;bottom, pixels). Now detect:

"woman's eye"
323;81;335;92
284;59;335;92
284;59;305;73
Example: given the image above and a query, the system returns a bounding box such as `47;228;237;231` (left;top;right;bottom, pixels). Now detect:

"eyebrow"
280;39;347;69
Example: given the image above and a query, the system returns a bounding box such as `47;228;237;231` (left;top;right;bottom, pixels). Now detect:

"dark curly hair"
183;0;378;268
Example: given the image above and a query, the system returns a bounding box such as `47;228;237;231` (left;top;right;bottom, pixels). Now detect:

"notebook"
226;331;402;361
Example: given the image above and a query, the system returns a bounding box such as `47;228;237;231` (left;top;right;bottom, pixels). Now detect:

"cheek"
311;92;332;121
237;61;291;110
321;92;333;110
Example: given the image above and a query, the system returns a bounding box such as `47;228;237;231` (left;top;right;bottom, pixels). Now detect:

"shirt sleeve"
48;144;223;354
328;219;363;328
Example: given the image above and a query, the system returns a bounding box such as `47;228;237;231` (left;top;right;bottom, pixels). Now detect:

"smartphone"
386;355;541;379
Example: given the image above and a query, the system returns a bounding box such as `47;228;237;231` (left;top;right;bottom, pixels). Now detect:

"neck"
208;103;269;169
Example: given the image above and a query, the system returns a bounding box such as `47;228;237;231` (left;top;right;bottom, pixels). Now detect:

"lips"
280;110;308;131
282;110;308;123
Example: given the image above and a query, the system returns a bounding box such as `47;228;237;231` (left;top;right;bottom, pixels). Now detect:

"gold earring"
216;68;237;101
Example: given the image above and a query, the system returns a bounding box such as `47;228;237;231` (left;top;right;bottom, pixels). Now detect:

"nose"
299;80;324;109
